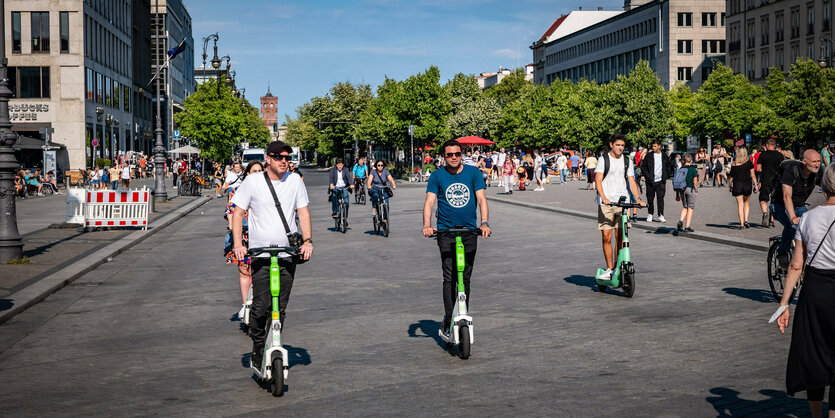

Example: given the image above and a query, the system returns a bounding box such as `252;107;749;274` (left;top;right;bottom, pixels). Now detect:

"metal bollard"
148;188;156;212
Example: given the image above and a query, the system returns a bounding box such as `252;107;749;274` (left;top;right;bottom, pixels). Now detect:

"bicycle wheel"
381;203;389;237
340;203;347;233
767;239;798;303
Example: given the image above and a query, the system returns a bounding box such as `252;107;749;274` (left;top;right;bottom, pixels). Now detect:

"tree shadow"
722;287;788;304
706;387;815;417
23;231;84;258
407;319;450;352
563;275;600;292
0;299;13;312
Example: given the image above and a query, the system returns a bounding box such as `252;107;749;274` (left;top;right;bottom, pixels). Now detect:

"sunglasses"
445;152;462;158
269;154;291;161
376;164;384;167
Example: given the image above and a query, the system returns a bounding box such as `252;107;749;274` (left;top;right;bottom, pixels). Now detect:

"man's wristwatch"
303;238;313;244
481;222;490;227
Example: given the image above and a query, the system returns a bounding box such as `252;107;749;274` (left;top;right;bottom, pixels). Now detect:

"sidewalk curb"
487;196;769;253
0;196;212;325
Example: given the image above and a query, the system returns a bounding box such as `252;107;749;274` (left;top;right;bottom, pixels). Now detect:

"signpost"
39;127;54;172
745;133;752;145
408;124;415;180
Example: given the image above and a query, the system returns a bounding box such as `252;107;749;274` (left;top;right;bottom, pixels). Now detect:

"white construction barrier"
65;188;151;230
66;188;86;224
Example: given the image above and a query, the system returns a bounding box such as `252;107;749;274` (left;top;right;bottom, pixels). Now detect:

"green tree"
692;63;764;141
755;68;791;141
668;81;696;144
175;78;268;162
781;58;835;147
446;73;501;139
608;60;674;147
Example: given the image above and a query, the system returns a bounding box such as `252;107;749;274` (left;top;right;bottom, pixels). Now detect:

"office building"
532;0;727;90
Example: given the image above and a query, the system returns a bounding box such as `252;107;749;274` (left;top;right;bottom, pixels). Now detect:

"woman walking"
695;148;709;186
584;152;597;191
777;163;835;418
676;154;699;232
728;147;758;229
502;154;515;194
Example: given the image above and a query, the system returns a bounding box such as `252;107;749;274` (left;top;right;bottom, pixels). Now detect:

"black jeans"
249;258;296;351
437;233;477;326
646;180;666;216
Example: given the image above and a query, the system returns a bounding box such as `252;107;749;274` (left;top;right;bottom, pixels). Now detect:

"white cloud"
491;48;517;58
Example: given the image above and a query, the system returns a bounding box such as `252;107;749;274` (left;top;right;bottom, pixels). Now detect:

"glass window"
677;67;692;81
105;76;111;107
702;12;717;27
12;12;21;53
677;12;692;27
825;2;832;30
96;72;103;104
809;6;815;35
113;81;119;109
60;12;70;53
124;85;130;112
16;67;49;98
722;12;726;27
31;12;50;52
86;68;93;100
678;40;693;54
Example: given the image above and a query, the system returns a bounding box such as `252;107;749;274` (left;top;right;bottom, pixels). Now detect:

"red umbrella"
456;135;495;146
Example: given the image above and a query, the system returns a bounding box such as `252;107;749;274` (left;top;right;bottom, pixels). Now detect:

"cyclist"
773;149;822;268
231;141;313;370
422;139;490;337
222;162;243;199
595;133;645;281
352;157;368;196
367;160;396;217
328;158;354;218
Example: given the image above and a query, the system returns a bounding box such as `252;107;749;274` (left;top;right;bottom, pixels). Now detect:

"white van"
242;147;265;167
290;147;300;166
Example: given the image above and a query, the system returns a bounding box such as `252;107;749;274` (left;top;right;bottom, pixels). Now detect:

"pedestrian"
822;142;831;166
556;152;568;184
640;139;673;223
226;161;263;319
516;164;527;191
695;147;709;186
501;153;515;194
676;154;699;232
712;148;727;187
533;150;544;191
483;152;493;187
121;163;131;190
594;133;644;280
584;152;598;191
570;152;582;181
728;147;758;229
776;163;835;418
496;148;507;187
222;162;244;199
756;138;785;226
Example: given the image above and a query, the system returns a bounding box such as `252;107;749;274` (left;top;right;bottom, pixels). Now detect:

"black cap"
266;141;292;157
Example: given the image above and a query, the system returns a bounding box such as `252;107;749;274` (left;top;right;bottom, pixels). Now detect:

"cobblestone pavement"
0;171;814;416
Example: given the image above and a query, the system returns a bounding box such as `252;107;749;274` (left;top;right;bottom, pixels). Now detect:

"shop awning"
12;135;66;150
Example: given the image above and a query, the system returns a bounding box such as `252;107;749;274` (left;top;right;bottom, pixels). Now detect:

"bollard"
148;187;156;212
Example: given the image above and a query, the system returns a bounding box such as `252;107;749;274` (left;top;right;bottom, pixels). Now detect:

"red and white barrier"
81;188;150;230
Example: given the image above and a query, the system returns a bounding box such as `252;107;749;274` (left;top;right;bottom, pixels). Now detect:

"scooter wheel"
597;285;607;293
622;273;635;298
458;325;471;360
271;359;284;397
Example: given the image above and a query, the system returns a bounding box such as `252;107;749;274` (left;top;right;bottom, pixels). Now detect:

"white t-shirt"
557;155;567;170
230;171;309;253
653;153;663;182
225;171;242;190
496;153;506;166
534;155;543;168
121;166;131;180
594;153;635;205
795;205;835;270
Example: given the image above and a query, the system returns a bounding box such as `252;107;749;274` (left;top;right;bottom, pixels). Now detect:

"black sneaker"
331;212;337;218
685;227;695;232
441;319;451;336
677;221;683;232
251;350;263;370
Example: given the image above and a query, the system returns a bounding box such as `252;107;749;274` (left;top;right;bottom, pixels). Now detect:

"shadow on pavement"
563;275;599;292
705;387;814;417
408;319;447;350
0;299;13;312
722;287;778;304
23;231;84;258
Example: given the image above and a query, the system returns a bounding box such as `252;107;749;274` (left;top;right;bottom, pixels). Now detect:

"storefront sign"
10;103;50;121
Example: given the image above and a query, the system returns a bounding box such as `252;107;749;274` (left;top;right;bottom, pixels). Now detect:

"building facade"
260;86;279;140
532;0;727;90
132;0;153;156
726;0;833;82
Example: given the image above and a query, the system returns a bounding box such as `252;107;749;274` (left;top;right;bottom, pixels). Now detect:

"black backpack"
601;152;630;183
768;160;803;202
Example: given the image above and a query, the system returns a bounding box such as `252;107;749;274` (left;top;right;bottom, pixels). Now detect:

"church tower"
260;83;278;135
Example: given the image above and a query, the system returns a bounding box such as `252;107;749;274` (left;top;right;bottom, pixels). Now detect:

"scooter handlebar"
248;246;299;258
429;228;486;238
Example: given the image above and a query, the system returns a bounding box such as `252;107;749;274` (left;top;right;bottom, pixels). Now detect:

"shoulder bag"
262;172;308;264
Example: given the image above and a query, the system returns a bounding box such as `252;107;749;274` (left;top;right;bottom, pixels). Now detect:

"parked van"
242;147;265;167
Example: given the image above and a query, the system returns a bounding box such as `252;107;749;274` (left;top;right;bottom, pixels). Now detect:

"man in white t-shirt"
222;162;243;197
231;141;313;370
120;164;131;189
496;148;507;187
594;134;645;280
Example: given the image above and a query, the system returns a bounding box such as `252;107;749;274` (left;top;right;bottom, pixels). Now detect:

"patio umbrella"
169;144;201;154
455;135;495;146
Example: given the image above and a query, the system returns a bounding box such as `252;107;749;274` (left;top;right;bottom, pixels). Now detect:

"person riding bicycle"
773;150;822;268
422;139;490;337
231;141;313;370
595;133;645;281
367;160;396;217
352;157;368;191
328;158;354;218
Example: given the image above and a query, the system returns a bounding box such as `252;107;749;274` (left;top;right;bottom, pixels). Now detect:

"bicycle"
371;186;391;237
767;235;799;303
331;188;348;233
354;178;366;205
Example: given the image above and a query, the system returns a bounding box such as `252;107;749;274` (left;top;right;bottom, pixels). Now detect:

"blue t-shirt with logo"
427;165;486;229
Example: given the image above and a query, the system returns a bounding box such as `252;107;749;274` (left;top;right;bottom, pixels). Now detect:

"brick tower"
260;83;278;133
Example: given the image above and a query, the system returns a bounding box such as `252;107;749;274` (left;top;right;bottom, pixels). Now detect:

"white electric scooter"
433;228;479;360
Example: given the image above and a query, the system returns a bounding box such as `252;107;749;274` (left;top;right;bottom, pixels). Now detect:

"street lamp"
0;0;23;262
152;0;168;202
210;37;221;70
820;34;833;68
201;33;219;70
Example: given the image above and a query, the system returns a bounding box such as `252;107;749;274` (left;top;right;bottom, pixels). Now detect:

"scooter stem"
270;256;280;321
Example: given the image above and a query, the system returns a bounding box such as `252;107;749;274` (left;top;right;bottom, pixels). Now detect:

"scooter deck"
594;268;621;288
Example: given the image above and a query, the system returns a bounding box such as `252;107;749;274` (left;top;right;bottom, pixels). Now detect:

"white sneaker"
238;304;246;319
598;268;613;280
657;215;666;223
646;214;653;223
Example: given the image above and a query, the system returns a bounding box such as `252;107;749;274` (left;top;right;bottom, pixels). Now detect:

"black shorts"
732;181;752;197
759;184;772;202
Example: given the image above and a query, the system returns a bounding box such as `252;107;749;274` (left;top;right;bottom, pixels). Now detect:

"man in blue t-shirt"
422;139;491;336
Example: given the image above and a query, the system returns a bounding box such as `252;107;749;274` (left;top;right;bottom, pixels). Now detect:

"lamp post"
0;0;23;262
153;0;168;202
819;34;833;68
201;33;219;70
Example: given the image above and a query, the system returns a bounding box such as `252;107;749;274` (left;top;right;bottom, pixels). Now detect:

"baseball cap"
266;141;292;157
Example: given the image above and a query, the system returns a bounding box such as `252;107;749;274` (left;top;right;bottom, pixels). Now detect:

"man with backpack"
773;150;822;268
756;139;785;226
595;134;645;281
639;139;673;223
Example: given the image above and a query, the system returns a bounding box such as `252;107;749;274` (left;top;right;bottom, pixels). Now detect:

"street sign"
408;125;415;136
173;130;181;138
686;135;699;151
91;139;99;147
745;133;752;144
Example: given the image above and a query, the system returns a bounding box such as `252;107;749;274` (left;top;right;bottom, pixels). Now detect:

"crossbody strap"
263;172;293;235
805;215;835;268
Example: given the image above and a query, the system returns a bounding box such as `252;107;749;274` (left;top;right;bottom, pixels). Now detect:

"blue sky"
188;0;623;122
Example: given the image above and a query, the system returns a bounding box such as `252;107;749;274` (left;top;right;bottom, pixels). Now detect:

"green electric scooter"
595;197;643;298
248;246;297;397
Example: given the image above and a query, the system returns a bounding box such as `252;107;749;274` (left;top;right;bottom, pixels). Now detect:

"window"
722;12;726;27
776;13;785;42
809;42;816;59
808;5;815;35
791;44;800;63
11;12;21;53
678;40;693;54
96;72;103;104
748;20;756;48
762;16;770;45
60;12;70;53
776;47;785;70
761;51;770;77
826;2;832;31
11;67;50;98
702;12;717;27
702;40;726;54
104;76;111;107
678;67;692;81
124;86;130;112
791;8;801;38
747;54;756;78
85;68;93;100
112;81;119;109
31;12;50;52
678;12;692;27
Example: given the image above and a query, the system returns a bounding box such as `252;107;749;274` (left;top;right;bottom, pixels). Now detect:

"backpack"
601;152;630;183
672;167;689;191
769;160;804;202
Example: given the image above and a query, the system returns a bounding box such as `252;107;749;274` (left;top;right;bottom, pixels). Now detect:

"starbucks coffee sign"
10;103;50;121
